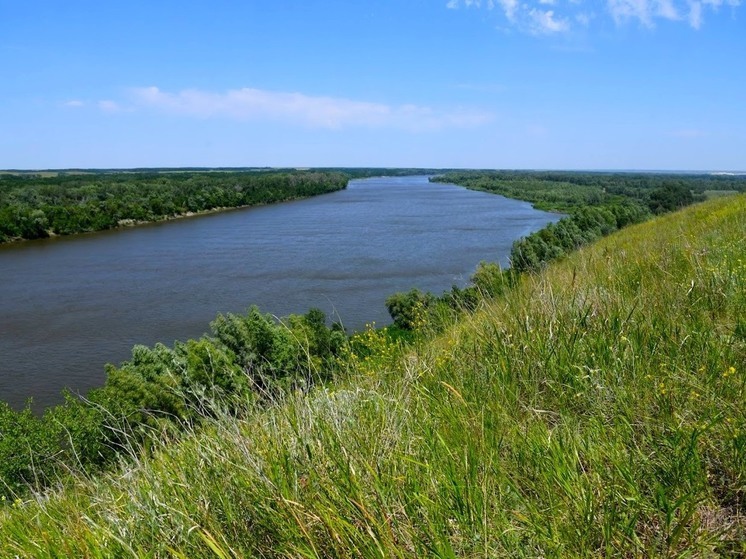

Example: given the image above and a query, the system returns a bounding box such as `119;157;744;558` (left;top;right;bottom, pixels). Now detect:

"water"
0;175;560;410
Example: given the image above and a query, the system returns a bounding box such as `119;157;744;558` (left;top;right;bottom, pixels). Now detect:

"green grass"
1;195;745;557
704;190;739;200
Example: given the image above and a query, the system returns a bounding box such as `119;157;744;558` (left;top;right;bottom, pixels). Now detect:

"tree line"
0;167;463;243
0;170;349;243
432;171;746;273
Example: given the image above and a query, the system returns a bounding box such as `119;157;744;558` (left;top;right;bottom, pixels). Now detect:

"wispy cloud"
98;100;123;113
498;0;520;21
689;1;705;26
607;0;680;26
608;0;741;27
63;100;85;108
448;0;519;20
528;8;571;33
687;0;741;28
447;0;574;32
121;86;492;131
575;12;593;26
446;0;741;31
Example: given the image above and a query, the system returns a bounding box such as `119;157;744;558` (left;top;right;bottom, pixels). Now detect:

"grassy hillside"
1;195;744;557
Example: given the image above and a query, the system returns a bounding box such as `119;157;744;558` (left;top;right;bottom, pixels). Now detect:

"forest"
0;170;349;243
0;167;465;244
433;170;746;272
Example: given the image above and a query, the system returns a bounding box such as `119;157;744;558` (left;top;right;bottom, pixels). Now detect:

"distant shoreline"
0;170;349;245
0;197;316;246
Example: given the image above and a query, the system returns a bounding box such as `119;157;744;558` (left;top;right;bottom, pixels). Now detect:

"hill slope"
1;195;744;557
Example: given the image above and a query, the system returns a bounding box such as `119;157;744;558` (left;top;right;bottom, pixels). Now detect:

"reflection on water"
0;176;560;410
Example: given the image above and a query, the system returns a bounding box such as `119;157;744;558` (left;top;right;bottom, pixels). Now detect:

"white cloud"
702;0;742;7
529;8;571;33
447;0;740;31
63;100;84;108
97;100;121;112
607;0;681;25
126;86;492;131
657;0;680;19
607;0;744;26
447;0;519;21
447;0;492;7
575;12;593;25
688;1;704;26
688;0;741;28
498;0;520;20
606;0;643;24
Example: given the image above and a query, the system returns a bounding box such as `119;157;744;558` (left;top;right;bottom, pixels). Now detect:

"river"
0;175;560;411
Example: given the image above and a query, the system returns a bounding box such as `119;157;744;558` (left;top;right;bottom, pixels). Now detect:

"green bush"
385;289;434;330
0;306;348;499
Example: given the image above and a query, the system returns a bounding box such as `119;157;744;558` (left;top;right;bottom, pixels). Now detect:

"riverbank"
112;197;316;229
0;198;331;245
0;170;349;244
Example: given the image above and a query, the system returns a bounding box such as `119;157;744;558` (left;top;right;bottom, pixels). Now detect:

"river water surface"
0;175;560;410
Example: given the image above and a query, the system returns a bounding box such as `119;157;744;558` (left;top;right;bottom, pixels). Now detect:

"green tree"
385;289;434;330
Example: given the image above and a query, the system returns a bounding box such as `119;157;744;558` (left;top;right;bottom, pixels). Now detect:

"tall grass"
1;195;744;557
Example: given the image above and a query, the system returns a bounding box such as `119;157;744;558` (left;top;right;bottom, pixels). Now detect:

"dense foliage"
433;170;746;273
435;170;744;213
0;307;347;499
0;170;349;242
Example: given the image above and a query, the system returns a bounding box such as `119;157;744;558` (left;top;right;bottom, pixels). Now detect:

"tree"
385;289;434;330
648;184;697;214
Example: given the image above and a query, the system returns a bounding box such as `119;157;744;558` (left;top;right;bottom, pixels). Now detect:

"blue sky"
1;0;743;170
